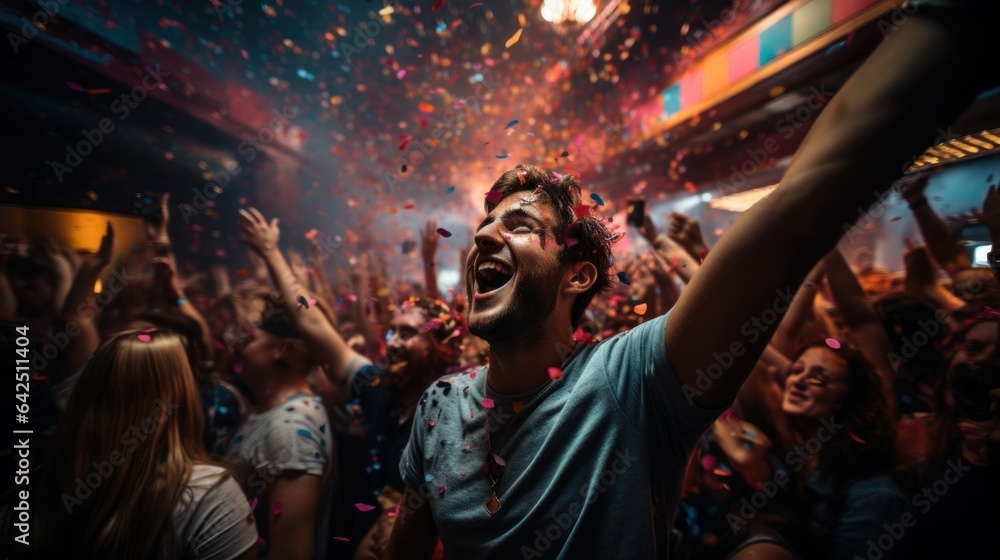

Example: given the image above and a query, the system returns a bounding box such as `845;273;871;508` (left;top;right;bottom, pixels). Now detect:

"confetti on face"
634;303;648;315
482;397;495;409
590;193;605;206
436;227;453;238
548;367;562;380
504;119;519;129
355;503;377;512
825;338;841;350
505;28;523;48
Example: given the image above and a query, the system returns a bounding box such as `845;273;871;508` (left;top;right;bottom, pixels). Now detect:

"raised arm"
666;7;996;409
667;211;712;262
420;220;441;300
238;208;364;398
50;222;114;383
823;248;897;413
900;173;972;276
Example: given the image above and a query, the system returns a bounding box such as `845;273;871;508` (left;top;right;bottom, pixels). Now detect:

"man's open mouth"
475;260;513;295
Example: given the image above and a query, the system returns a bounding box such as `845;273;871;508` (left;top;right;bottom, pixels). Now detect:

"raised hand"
421;220;439;265
899;173;931;205
238;207;280;255
638;212;658;245
667;212;710;260
144;193;171;244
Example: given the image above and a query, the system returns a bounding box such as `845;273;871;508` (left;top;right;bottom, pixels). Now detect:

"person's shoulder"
844;472;908;504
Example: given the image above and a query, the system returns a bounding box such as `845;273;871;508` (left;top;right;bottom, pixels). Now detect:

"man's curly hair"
484;164;620;328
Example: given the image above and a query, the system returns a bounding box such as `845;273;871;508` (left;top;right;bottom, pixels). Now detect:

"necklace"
482;343;581;515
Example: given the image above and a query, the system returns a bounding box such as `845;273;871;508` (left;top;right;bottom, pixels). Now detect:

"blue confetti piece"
504;119;519;129
590;193;605;206
617;271;631;285
446;186;455;194
496;154;509;159
218;406;229;416
424;473;434;482
296;428;316;442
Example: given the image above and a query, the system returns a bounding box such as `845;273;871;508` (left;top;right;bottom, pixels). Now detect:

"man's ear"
562;261;598;295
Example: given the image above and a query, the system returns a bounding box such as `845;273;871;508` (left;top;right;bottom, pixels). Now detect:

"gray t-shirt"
168;464;258;559
399;313;728;559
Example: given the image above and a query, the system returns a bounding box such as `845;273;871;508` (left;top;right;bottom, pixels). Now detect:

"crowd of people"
2;1;999;559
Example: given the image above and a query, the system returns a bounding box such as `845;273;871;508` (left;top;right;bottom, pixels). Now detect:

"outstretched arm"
666;8;996;409
238;208;364;400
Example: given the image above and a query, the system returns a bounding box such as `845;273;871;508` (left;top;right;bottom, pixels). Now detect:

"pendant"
486;492;501;515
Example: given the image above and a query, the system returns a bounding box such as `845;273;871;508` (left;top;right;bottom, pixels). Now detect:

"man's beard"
468;262;561;349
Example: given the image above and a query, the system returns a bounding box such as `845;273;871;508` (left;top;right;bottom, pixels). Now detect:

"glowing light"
541;0;597;25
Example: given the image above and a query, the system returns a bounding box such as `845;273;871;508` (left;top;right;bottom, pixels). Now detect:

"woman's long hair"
34;330;213;558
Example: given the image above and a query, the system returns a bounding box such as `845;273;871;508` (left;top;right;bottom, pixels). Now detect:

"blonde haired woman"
33;329;258;559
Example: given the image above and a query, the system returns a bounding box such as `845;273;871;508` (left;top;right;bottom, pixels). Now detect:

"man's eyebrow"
476;207;541;232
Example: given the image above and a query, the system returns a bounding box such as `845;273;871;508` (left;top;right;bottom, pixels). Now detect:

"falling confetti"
333;537;351;542
496;153;509;159
297;295;310;309
849;433;866;444
137;334;152;342
506;28;523;48
418;102;435;113
590;193;605;206
504;119;519;129
446;186;456;194
436;227;452;238
481;397;495;409
432;0;446;11
355;503;377;512
825;338;841;350
617;271;631;285
634;303;648;315
889;216;902;222
271;501;283;516
548;367;562;380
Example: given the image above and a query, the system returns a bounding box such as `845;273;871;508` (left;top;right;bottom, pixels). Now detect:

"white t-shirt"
168;464;259;559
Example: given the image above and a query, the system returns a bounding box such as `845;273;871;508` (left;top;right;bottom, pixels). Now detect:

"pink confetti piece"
436;227;452;238
701;454;718;470
492;453;506;466
355;503;377;512
469;371;477;379
233;363;244;374
137;334;152;342
850;433;866;444
250;497;259;513
439;485;446;495
271;500;283;516
333;536;351;542
482;397;495;409
485;190;503;204
825;338;841;350
548;367;562;380
563;237;578;247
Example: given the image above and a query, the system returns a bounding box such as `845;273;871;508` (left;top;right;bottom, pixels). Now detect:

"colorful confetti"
590;193;605;206
504;119;519;129
436;227;452;238
548;367;562;380
825;338;841;350
355;503;377;512
634;303;648;315
481;397;495;409
505;28;523;48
